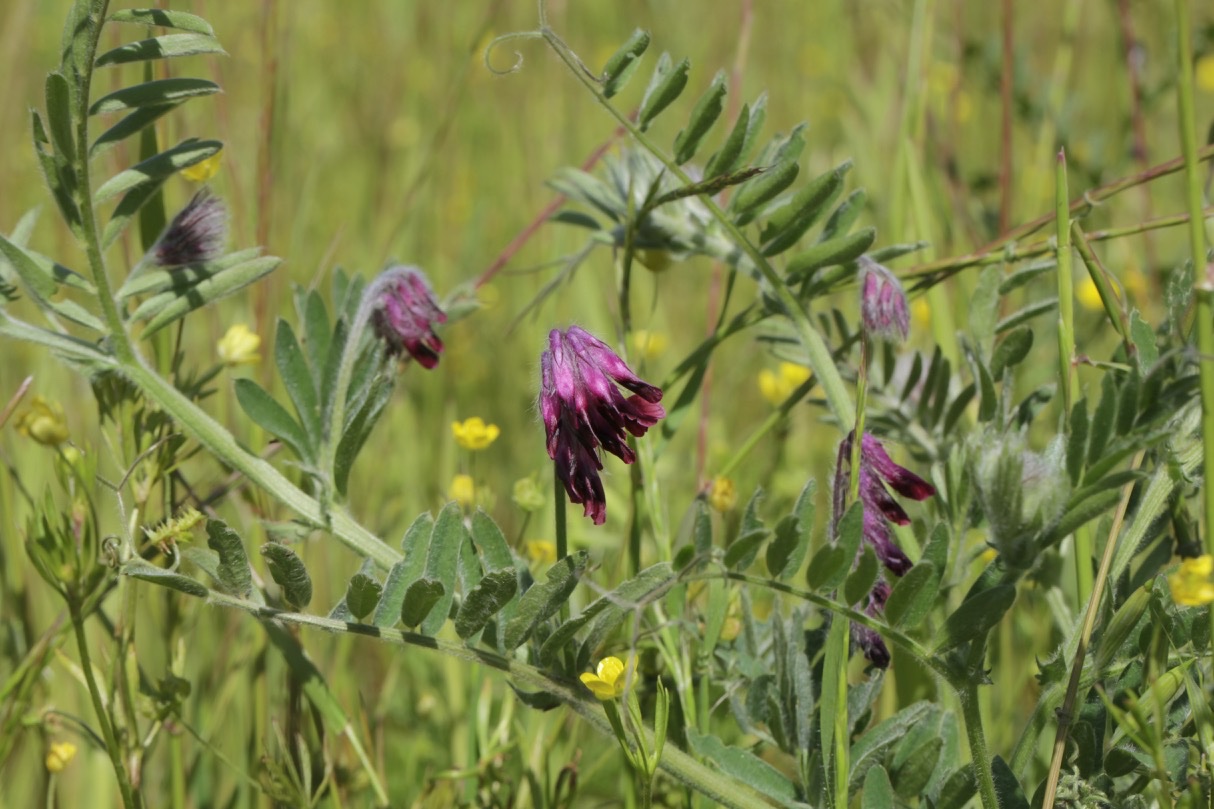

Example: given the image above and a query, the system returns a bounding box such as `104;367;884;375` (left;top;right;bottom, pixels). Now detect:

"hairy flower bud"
857;256;909;344
369;265;447;368
152;190;227;267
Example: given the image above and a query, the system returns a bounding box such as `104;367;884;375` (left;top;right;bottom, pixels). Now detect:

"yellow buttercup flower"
217;324;261;365
1197;54;1214;94
1169;555;1214;606
580;656;634;700
758;362;812;406
45;741;77;773
181;151;222;182
1076;276;1105;312
630;330;669;361
452;417;500;451
709;476;737;513
524;539;557;565
448;474;475;509
15;396;69;446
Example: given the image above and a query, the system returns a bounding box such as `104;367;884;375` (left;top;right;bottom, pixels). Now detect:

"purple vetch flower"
370;265;447;368
540;326;665;525
833;431;935;667
857;256;909;344
152;190;227;267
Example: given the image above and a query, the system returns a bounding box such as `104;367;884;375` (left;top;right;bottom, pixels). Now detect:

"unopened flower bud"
152;190;227;267
857;256;909;344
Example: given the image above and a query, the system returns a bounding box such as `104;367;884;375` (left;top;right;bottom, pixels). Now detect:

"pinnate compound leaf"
760;160;851;254
95;33;226;67
123;560;209;597
233;378;312;462
345;573;382;621
883;561;938;629
673;69;727;165
135;256;280;337
94;137;221;202
932;585;1015;654
206;519;252;598
261;543;312;609
109;8;215;34
117;248;261;299
638;53;690;131
401;578;445;628
455;569;519;639
785;227;875;279
686;731;797;805
503;551;589;650
89;77;219;115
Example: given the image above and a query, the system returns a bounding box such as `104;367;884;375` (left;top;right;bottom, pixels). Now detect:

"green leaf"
455;569;519;639
44;72;76;164
884;561;938;629
807;500;863;591
371;560;410;628
89;77;220;115
785;227;875;279
673;69;727;165
400;578;445;628
849;701;933;793
934;766;977;809
117;248;262;299
333;374;393;496
687;731;797;805
600;28;649;98
1087;373;1117;465
996;297;1056;334
817;187;867;241
94;137;222;203
345;573;382;621
861;765;894;809
234;378;312;462
503;551;589;650
302;290;331;384
274;319;321;447
134;256;280;336
759;160;851;256
31;111;81;234
844;546;878;607
989;326;1033;379
990;756;1028;809
0;233;101;330
419;502;468;636
206;519;253;598
1066;399;1089;485
123;560;209;597
91;103;180;158
261;543;312;609
766;487;812;580
724;528;768;570
101;173;170;249
95;33;226;67
730;159;799;220
703;102;751;179
470;510;515;573
109;8;216;35
1129;309;1158;372
891;735;942;799
637;53;690;131
969;266;1001;360
932;585;1015;654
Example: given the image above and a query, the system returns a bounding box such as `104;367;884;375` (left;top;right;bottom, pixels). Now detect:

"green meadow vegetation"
2;1;1214;807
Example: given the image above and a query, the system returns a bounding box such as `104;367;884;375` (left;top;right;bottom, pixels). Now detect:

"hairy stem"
959;681;999;809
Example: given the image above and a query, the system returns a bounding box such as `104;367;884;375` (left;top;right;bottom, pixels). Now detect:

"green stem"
70;602;141;809
959;681;999;809
537;28;855;430
1173;0;1214;562
554;467;568;562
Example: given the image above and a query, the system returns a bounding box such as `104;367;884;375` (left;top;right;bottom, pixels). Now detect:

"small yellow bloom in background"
524;539;557;566
911;297;931;331
1197;54;1214;94
217;324;261;365
15;396;69;446
1169;555;1214;606
580;656;634;700
709;476;737;513
452;417;500;451
630;329;669;361
758;362;812;406
180;151;222;182
45;741;77;773
1076;276;1104;312
512;475;545;512
448;474;476;509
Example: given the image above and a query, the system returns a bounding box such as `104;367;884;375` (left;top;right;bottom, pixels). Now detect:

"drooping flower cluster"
833;432;936;667
370;265;447;368
152;190;227;267
857;256;910;344
540;326;665;525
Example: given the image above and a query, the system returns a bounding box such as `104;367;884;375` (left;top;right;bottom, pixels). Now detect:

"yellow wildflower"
15;396;69;446
452;417;500;451
524;539;557;565
1197;54;1214;94
1169;555;1214;606
758;362;812;406
512;475;545;512
1076;276;1105;312
217;324;261;365
911;297;932;332
630;330;669;361
709;476;737;513
580;656;633;700
448;474;475;509
180;151;222;182
45;741;77;773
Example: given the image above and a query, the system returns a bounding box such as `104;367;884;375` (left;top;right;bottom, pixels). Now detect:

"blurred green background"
2;1;1213;806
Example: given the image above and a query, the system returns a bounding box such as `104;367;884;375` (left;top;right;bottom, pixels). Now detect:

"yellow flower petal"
524;539;556;565
1170;555;1214;606
45;741;77;773
217;324;261;365
452;417;500;450
709;476;737;513
448;474;475;509
15;396;69;446
181;151;222;182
